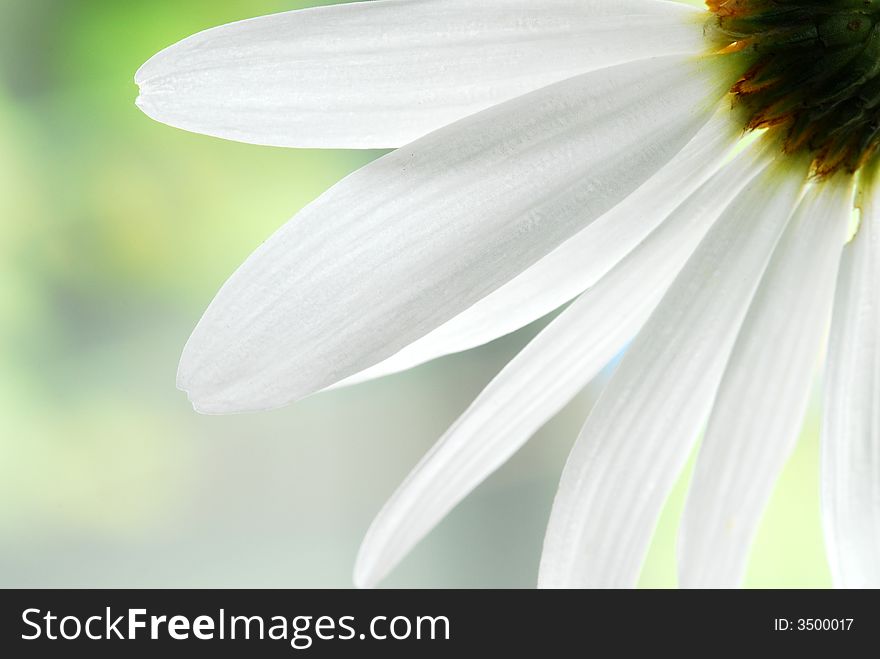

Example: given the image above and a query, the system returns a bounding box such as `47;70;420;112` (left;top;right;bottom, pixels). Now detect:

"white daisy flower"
135;0;880;588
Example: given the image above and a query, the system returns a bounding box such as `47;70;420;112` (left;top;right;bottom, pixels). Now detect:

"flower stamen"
710;0;880;176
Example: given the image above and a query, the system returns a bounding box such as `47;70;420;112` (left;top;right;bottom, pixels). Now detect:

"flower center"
709;0;880;176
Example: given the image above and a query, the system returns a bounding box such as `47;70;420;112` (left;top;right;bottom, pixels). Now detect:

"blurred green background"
0;0;829;587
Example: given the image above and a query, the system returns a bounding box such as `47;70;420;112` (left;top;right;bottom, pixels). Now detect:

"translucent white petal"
680;177;852;589
334;108;741;389
353;137;768;588
135;0;708;148
822;183;880;588
178;55;731;414
538;155;808;589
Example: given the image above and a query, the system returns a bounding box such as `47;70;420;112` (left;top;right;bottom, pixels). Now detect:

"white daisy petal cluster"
136;0;879;588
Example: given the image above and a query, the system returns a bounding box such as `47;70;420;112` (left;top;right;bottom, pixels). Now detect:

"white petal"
679;177;852;589
822;182;880;588
353;135;769;589
538;155;808;589
135;0;709;148
334;107;741;389
178;55;731;414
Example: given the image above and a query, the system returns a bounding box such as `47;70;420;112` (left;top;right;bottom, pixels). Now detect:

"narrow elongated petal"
822;183;880;588
135;0;709;148
538;155;808;589
335;109;741;389
679;177;852;588
353;138;769;589
178;55;732;414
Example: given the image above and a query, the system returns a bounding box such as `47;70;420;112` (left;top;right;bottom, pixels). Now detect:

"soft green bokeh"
1;0;829;588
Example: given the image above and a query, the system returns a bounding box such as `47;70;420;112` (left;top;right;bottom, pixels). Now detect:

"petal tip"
133;76;169;124
133;59;148;88
175;376;239;416
175;366;294;416
134;90;148;115
351;570;375;590
176;359;230;416
133;51;178;124
133;56;157;101
176;380;223;416
352;550;383;590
